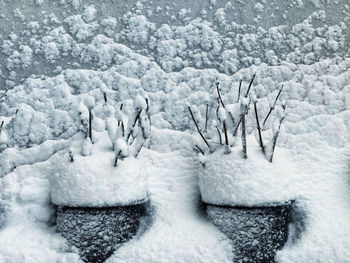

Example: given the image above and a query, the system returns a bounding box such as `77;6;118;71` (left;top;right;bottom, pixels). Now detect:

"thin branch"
232;76;255;137
195;145;204;155
188;106;211;151
254;102;265;154
237;80;242;103
145;98;149;113
114;150;122;167
0;121;4;133
268;115;286;163
233;118;241;137
241;115;247;159
121;121;125;137
263;85;284;127
69;150;74;162
132;112;151;158
126;109;142;141
216;99;221;125
205;104;209;132
216;81;225;108
245;74;256;98
118;103;124;126
223;121;229;147
88;110;92;142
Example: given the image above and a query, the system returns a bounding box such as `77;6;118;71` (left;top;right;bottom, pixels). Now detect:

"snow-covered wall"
0;0;349;89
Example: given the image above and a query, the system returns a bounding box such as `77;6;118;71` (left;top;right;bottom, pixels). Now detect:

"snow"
50;133;148;207
0;1;350;262
199;135;297;206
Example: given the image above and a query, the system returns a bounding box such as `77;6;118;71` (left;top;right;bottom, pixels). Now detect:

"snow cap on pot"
189;76;295;207
50;94;151;207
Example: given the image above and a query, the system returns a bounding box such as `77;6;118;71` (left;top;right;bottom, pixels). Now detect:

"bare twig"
216;81;225;108
233;118;241;137
195;145;204;155
263;85;284;127
145;98;151;124
69;150;74;162
126;109;142;141
254;102;265;154
232;75;256;137
133;122;146;158
0;121;4;133
114;150;122;167
133;114;150;156
205;104;209;132
237;80;242;103
268;114;286;162
103;92;107;103
241;115;247;159
88;110;92;142
216;100;221;125
245;74;256;97
223;121;229;147
121;121;125;137
188;106;211;151
223;120;231;153
118;103;124;126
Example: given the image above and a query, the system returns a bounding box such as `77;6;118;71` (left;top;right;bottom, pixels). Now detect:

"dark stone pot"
56;201;147;263
205;201;293;263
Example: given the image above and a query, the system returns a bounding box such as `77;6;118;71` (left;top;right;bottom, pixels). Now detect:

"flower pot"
198;143;296;262
205;201;293;263
49;136;149;262
56;201;147;263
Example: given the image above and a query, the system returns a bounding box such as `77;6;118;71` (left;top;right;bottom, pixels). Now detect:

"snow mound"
199;135;296;206
50;132;148;207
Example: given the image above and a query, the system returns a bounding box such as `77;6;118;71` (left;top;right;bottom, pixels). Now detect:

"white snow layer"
199;136;297;207
0;3;350;263
50;133;148;207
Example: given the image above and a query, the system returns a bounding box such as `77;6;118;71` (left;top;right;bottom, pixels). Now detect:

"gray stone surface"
206;203;292;263
57;203;147;263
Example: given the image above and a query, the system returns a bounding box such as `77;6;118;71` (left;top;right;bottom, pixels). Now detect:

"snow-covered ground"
1;0;350;262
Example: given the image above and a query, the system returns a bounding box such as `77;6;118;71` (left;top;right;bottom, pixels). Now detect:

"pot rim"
203;199;295;209
55;197;149;208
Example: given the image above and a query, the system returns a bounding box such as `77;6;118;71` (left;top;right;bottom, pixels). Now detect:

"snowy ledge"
199;136;296;207
49;134;148;207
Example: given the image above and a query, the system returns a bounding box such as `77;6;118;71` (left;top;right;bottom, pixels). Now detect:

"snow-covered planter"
50;148;148;207
50;95;151;263
200;141;294;263
189;77;294;262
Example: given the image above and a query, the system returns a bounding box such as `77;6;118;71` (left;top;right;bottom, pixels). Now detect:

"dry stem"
188;106;211;151
263;85;284;127
254;102;265;154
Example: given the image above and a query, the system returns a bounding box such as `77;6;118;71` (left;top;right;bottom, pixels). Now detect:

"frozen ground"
1;0;350;262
